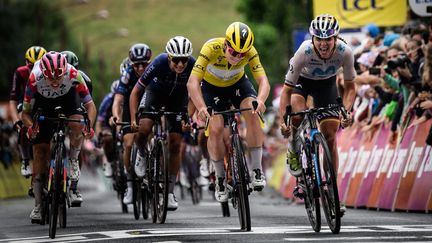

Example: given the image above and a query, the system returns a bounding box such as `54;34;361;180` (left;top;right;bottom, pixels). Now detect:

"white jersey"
284;39;356;85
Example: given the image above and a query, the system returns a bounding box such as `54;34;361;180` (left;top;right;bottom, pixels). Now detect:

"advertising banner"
313;0;407;28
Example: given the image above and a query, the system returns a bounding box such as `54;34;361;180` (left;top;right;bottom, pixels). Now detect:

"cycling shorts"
31;87;82;144
292;75;339;121
138;85;188;134
201;74;257;112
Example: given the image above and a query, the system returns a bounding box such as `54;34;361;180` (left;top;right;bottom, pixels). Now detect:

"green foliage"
0;0;77;101
235;0;311;101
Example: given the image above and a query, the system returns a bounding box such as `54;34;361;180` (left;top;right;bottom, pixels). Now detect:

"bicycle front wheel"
300;144;321;232
232;135;251;231
153;139;169;224
314;133;341;234
49;144;64;239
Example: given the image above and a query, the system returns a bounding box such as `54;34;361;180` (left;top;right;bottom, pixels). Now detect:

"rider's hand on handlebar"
83;127;95;139
27;126;39;139
279;122;291;138
197;107;210;122
253;99;266;114
341;112;353;128
109;116;117;127
131;120;139;132
181;120;191;132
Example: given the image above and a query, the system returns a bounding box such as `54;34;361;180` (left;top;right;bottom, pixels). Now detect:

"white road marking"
3;225;432;242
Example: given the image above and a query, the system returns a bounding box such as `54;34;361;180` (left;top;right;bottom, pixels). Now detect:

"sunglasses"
133;62;148;68
43;68;65;80
170;56;189;64
312;29;336;39
226;45;246;59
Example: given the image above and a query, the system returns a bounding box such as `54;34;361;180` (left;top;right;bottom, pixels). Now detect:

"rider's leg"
168;133;182;193
286;94;307;176
122;132;135;204
30;143;49;221
68;114;85;204
318;118;340;174
134;118;153;177
208;116;228;202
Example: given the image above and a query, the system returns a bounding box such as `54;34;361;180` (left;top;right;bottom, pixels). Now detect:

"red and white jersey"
23;61;92;112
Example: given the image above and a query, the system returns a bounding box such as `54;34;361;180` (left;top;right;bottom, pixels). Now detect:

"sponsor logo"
200;54;210;61
311;66;336;77
252;64;262;71
194;64;205;71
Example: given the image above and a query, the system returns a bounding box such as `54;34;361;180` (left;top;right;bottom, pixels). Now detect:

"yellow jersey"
191;37;266;87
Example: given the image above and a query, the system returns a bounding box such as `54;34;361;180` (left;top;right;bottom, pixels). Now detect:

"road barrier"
272;120;432;213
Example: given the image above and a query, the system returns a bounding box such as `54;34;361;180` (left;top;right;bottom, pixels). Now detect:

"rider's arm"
112;93;124;123
248;49;270;110
129;83;145;127
9;69;23;123
278;84;294;125
83;101;97;128
342;47;357;111
112;76;129;123
187;51;210;119
187;74;206;112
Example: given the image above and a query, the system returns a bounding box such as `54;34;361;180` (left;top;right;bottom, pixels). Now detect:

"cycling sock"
33;176;43;206
249;147;263;171
169;175;176;193
287;135;296;153
211;159;225;178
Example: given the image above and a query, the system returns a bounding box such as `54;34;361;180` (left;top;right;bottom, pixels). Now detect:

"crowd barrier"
270;120;432;213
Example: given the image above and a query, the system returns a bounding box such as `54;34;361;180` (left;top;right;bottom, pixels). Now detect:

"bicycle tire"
314;133;341;234
49;144;63;239
300;144;321;232
232;135;251;231
190;180;200;205
131;144;141;220
59;193;67;228
154;139;168;224
142;185;150;220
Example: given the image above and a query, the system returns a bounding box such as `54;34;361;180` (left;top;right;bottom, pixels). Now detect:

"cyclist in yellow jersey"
187;22;270;202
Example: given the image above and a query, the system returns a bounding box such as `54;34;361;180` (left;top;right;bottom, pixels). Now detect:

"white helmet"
165;36;193;57
309;14;340;39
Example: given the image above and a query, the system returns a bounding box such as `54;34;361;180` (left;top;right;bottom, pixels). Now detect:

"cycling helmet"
309;14;340;39
40;51;67;80
110;80;120;93
25;46;47;64
119;57;131;74
165;36;193;57
61;50;79;68
128;43;152;64
225;22;254;53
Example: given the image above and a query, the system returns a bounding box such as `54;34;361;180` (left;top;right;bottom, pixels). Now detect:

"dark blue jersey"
116;65;141;98
136;53;196;96
97;92;114;128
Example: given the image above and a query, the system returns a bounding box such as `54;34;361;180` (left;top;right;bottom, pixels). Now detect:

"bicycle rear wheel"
153;139;168;224
142;184;150;220
300;145;321;232
49;145;63;239
314;133;341;234
232;135;251;231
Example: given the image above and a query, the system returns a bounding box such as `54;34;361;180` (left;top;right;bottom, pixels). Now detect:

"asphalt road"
1;169;432;243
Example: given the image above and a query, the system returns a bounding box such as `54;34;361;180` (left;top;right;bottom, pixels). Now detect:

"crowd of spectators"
347;19;432;145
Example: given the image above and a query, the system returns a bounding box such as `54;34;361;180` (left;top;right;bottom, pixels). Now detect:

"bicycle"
283;97;347;234
32;106;90;239
205;101;262;231
138;108;187;224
